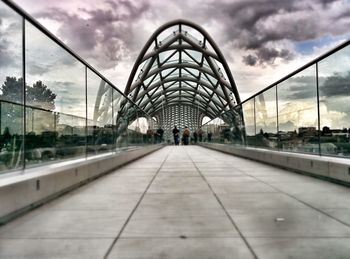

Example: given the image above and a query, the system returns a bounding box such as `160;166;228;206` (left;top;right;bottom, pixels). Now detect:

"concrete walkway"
1;146;350;258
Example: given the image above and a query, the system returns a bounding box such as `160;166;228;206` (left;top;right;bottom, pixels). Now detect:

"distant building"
298;127;317;137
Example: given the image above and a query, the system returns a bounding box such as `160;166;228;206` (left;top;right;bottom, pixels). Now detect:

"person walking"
197;127;203;142
156;127;164;143
193;131;198;144
183;126;190;145
172;125;180;145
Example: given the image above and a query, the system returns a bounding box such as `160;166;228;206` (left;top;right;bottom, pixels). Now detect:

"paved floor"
1;146;350;258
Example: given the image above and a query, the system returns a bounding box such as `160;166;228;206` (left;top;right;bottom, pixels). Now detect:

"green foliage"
27;81;56;110
0;77;56;110
0;76;24;103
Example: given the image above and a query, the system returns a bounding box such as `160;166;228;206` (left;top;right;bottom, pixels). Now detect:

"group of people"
146;126;164;143
147;125;212;145
172;126;205;146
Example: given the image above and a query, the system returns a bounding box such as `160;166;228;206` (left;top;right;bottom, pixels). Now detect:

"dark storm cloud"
26;62;49;75
278;75;317;100
319;72;350;97
26;53;78;76
35;0;150;69
194;0;350;66
319;0;340;5
0;39;18;68
242;54;258;66
0;4;22;68
0;3;14;18
243;47;294;66
25;0;350;72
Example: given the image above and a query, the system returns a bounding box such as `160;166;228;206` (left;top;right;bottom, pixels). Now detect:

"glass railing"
0;1;159;174
202;39;350;158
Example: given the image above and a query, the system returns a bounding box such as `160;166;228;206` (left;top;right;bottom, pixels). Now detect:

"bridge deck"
1;146;350;258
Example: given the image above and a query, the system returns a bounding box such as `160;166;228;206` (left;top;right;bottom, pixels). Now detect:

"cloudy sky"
11;0;350;100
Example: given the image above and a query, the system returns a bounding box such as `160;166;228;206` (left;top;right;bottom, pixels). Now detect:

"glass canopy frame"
125;20;241;131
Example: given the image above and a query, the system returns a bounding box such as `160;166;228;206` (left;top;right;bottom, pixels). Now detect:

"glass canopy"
125;20;240;132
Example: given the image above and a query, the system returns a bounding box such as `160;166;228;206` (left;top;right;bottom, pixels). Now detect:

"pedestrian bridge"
1;1;350;258
1;146;350;259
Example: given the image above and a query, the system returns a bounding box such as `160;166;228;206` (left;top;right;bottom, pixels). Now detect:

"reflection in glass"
0;3;23;171
0;2;23;104
25;107;55;163
0;102;23;171
25;21;86;165
0;2;157;175
25;22;85;117
56;113;85;159
242;99;255;146
128;106;145;145
319;45;350;156
277;65;318;154
255;87;277;149
203;117;225;143
87;69;114;155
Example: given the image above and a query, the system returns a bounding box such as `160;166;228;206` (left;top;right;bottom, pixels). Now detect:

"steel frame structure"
125;19;240;132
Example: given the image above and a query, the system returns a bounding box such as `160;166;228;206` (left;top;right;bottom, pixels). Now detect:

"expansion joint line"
187;147;258;259
248;171;350;229
206;146;350;232
103;148;172;259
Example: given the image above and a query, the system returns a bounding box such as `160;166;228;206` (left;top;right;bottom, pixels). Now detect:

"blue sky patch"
296;34;349;55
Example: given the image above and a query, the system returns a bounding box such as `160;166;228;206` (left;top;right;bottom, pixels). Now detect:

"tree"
0;76;24;103
0;77;56;110
0;77;57;136
27;81;56;110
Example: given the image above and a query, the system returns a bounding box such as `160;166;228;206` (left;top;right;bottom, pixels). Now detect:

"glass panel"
25;22;86;165
202;58;211;69
157;25;178;43
25;107;55;165
184;68;200;77
56;113;85;159
255;87;278;149
26;22;85;117
182;51;199;64
87;69;114;155
186;50;202;63
202;73;217;86
242;99;255;146
159;50;175;64
167;51;179;63
0;2;23;104
231;105;245;145
161;68;176;78
319;45;350;157
277;65;318;154
115;98;130;148
112;89;122;149
182;25;204;44
0;102;23;171
0;3;23;172
128;106;146;145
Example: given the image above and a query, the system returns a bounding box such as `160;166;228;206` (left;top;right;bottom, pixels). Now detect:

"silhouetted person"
197;127;203;142
2;127;11;146
183;126;190;145
146;126;154;144
208;131;212;142
172;125;180;145
156;127;164;143
193;131;198;144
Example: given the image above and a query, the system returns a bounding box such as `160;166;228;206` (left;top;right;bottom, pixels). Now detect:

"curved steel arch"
124;19;240;132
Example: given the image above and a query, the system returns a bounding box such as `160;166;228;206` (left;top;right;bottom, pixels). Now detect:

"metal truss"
125;19;241;132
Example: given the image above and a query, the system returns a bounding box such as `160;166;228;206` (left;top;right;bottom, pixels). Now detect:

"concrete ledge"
0;145;164;224
200;143;350;186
